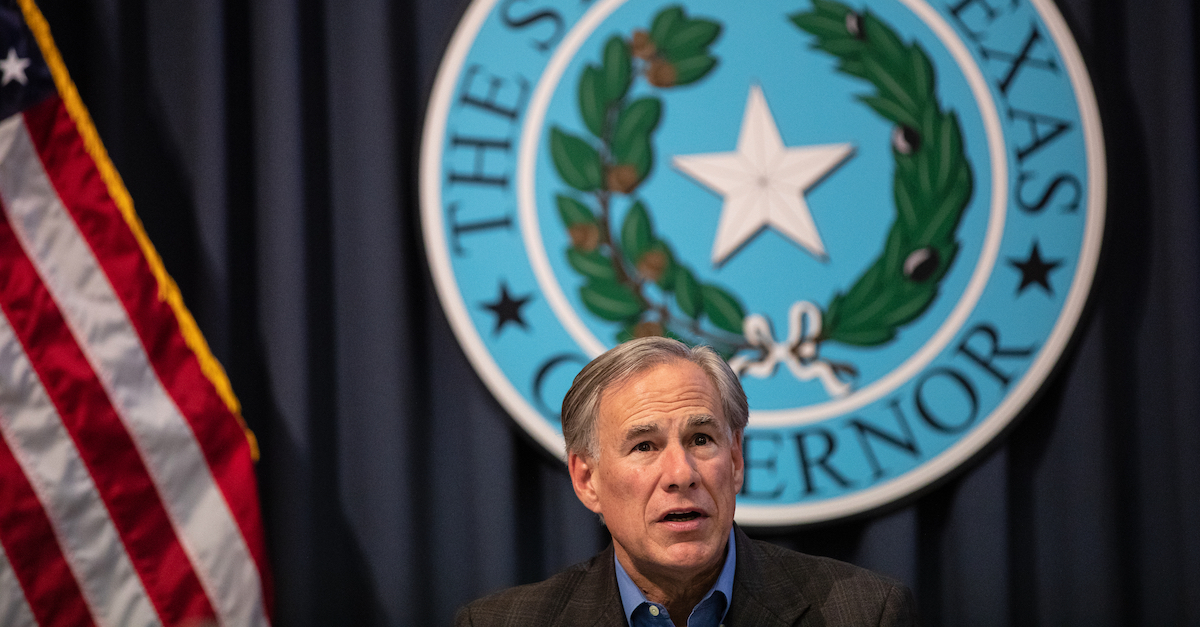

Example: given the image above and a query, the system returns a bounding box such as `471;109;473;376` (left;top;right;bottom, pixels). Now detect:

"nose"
660;441;699;490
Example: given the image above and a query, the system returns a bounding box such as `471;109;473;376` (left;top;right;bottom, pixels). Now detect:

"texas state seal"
420;0;1105;525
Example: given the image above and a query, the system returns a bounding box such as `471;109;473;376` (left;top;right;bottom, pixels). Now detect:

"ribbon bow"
728;301;852;398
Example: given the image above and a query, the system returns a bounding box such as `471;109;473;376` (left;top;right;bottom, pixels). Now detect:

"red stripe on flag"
0;208;217;625
22;96;275;615
0;425;96;627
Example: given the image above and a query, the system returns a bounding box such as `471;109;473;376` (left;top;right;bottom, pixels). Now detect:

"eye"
633;441;653;453
694;433;710;446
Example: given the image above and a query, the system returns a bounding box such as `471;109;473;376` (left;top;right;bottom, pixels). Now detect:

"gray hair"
561;336;749;459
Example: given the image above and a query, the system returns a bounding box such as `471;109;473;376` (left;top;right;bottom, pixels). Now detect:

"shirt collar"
614;527;737;626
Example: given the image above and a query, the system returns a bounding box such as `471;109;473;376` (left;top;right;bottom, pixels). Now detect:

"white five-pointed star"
673;85;854;265
0;47;30;85
0;48;30;86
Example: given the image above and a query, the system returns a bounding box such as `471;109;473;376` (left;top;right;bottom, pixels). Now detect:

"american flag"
0;1;273;625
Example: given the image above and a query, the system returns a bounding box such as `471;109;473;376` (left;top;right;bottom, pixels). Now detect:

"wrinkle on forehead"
594;360;729;460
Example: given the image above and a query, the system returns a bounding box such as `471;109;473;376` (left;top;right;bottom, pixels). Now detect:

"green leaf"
567;248;617;281
913;143;935;201
674;267;702;319
880;224;908;278
550;127;603;191
601;36;632;102
612;98;661;152
612;99;661;178
840;243;899;323
578;66;606;137
895;148;918;179
662;19;720;56
830;285;912;343
615;136;652;179
908;45;934;100
862;55;917;114
672;54;718;86
916;120;941;198
938;242;960;278
857;95;918;128
837;59;870;81
923;165;972;243
581;279;643;321
620;201;653;261
822;293;845;338
862;13;907;67
918;105;938;159
936;114;964;190
838;265;881;316
880;284;936;328
790;13;850;39
811;0;852;17
650;6;684;46
556;195;595;226
893;173;919;233
701;284;745;334
816;37;869;58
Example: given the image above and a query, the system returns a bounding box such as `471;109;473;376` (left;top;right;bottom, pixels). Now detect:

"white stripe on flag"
0;115;268;626
0;310;160;627
0;542;39;627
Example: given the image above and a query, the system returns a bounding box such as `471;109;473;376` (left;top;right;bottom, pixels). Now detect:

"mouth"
661;509;705;523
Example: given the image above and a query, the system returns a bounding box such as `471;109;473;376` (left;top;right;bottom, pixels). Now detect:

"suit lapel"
725;527;811;627
554;544;628;627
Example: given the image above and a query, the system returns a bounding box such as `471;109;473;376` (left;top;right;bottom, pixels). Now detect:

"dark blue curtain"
38;0;1199;624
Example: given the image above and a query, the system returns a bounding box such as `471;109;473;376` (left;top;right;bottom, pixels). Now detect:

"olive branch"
550;5;748;352
792;0;974;348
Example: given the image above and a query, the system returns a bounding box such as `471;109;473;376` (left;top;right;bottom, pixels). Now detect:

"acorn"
605;164;640;194
646;58;677;87
891;125;921;154
845;11;866;40
636;249;668;283
631;30;656;59
903;247;939;282
568;223;601;252
633;320;664;338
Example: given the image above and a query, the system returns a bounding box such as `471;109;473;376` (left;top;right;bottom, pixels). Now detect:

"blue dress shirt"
614;528;736;627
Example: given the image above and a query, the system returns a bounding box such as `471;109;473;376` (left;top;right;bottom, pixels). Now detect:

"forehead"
596;359;723;429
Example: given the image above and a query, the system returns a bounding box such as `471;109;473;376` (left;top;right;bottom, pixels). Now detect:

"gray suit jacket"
455;527;916;626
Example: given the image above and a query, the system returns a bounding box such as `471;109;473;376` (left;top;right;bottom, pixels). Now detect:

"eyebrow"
620;414;718;441
622;422;659;442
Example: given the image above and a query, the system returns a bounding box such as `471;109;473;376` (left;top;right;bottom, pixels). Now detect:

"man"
457;337;916;626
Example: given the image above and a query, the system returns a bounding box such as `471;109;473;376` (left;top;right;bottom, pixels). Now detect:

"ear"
730;429;745;494
568;452;603;515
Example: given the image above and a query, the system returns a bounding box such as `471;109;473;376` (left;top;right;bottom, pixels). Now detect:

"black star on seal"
481;282;532;335
1008;240;1063;295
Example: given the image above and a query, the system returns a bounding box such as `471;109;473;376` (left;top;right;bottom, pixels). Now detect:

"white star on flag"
673;84;854;265
0;48;31;86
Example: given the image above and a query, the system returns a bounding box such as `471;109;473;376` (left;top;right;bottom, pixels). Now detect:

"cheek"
601;464;645;493
704;461;740;496
624;465;655;491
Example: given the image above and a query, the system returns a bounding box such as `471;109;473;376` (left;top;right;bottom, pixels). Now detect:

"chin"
660;539;724;570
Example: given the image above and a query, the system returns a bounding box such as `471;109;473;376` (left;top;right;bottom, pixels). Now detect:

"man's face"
568;359;744;583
